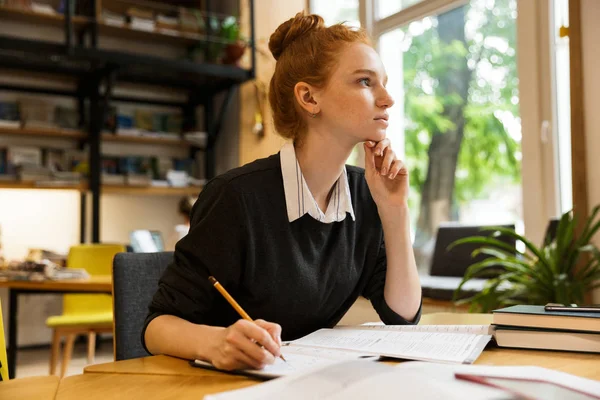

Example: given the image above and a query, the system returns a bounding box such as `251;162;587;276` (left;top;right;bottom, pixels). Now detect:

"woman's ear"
294;82;320;116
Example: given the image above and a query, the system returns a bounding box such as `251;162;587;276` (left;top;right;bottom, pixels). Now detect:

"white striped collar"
280;142;356;223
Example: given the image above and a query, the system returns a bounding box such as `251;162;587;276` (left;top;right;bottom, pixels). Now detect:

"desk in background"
0;276;112;379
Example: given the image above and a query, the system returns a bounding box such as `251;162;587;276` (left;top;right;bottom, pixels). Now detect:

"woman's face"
313;42;394;145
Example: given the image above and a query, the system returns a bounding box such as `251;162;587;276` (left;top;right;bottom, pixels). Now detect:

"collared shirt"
279;142;355;223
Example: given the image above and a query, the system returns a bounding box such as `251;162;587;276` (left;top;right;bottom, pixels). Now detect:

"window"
310;0;555;271
310;0;360;27
552;0;572;213
378;1;521;270
376;0;424;20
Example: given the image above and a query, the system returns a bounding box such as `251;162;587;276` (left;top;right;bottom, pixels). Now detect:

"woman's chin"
364;130;387;143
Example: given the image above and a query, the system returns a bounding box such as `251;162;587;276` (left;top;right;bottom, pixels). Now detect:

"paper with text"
193;346;377;379
289;328;491;364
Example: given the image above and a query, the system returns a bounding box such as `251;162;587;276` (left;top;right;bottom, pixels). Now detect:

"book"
204;359;600;400
192;324;492;380
493;305;600;333
493;325;600;353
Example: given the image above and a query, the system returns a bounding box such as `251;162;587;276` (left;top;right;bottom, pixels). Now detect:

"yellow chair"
46;244;125;377
0;299;8;381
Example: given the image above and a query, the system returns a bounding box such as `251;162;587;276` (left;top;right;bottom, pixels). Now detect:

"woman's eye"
358;78;371;87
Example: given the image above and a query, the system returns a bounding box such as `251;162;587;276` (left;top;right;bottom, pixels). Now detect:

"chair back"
112;252;173;361
430;223;516;277
0;299;8;381
64;244;126;316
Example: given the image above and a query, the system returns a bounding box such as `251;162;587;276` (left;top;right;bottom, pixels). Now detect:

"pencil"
208;276;287;362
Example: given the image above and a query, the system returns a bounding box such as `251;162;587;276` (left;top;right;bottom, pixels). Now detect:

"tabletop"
0;375;60;400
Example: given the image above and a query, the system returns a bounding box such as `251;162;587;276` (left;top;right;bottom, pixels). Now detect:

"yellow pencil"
208;276;287;362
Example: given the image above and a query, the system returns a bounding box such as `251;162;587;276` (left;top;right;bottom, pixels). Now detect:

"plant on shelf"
187;14;246;65
450;206;600;312
220;16;246;65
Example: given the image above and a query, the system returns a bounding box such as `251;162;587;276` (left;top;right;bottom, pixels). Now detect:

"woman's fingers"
388;159;406;179
225;323;276;366
380;147;396;176
255;319;283;347
373;138;391;157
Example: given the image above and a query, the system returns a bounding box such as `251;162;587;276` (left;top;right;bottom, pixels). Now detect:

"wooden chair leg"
87;332;96;364
60;334;76;378
49;329;61;375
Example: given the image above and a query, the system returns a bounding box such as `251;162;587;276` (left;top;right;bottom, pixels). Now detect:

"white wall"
581;0;600;302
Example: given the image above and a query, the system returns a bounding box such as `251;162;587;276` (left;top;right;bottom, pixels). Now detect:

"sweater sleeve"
141;178;247;353
362;234;422;325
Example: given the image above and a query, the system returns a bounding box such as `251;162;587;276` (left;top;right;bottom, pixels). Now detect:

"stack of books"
0;101;20;128
492;305;600;353
125;7;155;32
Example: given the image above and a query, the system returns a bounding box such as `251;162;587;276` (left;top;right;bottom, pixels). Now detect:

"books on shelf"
492;305;600;353
102;10;126;27
0;101;20;127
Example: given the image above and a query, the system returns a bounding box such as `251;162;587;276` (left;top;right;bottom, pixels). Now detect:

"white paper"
194;346;377;379
290;328;491;364
338;324;492;335
205;360;600;400
203;359;508;400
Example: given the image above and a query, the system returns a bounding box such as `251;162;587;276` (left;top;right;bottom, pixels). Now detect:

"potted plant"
450;206;600;312
220;16;246;65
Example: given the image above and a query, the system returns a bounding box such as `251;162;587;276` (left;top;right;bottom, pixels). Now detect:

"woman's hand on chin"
363;139;409;213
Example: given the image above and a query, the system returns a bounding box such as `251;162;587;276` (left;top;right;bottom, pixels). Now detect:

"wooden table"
0;276;112;378
0;375;60;400
56;373;258;400
75;313;599;399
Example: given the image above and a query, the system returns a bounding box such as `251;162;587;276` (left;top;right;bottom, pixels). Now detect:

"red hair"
268;12;370;142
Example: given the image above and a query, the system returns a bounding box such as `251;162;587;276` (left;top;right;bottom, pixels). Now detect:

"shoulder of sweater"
203;153;281;194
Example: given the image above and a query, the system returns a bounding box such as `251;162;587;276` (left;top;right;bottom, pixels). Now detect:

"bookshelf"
0;181;87;191
0;5;90;27
0;182;202;196
0;0;255;242
102;185;201;196
101;133;189;146
0;126;87;140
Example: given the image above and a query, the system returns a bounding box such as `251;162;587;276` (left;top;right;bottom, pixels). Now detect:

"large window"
310;0;561;272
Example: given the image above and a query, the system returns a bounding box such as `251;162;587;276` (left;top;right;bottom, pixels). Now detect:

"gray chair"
112;252;173;361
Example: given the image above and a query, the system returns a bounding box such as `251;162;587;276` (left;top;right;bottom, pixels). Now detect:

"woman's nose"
377;89;395;109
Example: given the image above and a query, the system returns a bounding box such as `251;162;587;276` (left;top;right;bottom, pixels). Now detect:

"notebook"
493;305;600;332
493;326;600;353
192;324;492;379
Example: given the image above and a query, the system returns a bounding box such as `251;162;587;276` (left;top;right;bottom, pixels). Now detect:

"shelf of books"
0;180;87;191
102;185;201;196
0;126;86;140
101;133;188;146
0;5;90;27
0;181;201;195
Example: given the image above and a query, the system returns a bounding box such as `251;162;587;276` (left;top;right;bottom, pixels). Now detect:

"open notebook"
192;324;492;379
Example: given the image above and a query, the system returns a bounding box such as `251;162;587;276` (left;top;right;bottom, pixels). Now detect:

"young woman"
143;12;422;371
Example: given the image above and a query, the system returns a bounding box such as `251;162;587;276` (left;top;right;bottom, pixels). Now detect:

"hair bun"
269;12;324;60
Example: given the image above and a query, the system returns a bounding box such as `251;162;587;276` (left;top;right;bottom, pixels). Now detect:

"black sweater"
143;153;421;348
